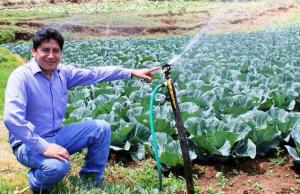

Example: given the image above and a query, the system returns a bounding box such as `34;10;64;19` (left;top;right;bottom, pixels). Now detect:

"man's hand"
131;67;160;81
43;143;70;161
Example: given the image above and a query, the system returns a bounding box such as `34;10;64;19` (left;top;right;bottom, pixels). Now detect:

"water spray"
168;0;241;66
148;3;236;193
149;3;240;192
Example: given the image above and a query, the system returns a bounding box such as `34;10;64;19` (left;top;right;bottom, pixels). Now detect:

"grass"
0;48;24;118
252;182;263;190
215;172;228;188
271;6;300;27
0;48;26;192
49;154;202;193
0;122;28;193
0;8;66;21
0;143;202;193
269;148;287;166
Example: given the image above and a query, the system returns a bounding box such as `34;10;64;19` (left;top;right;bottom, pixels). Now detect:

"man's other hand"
43;143;70;161
131;67;160;81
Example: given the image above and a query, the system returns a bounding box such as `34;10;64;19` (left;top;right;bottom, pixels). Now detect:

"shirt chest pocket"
53;90;68;119
60;90;68;106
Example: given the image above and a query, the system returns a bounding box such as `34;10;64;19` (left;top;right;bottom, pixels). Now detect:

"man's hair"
33;27;64;50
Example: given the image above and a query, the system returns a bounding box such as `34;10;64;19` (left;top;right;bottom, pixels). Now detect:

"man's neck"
40;68;52;80
34;59;53;80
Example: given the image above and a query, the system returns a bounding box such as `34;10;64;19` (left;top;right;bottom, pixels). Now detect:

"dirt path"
0;121;19;171
0;121;28;191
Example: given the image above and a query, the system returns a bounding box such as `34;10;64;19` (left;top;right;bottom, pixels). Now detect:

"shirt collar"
30;58;61;75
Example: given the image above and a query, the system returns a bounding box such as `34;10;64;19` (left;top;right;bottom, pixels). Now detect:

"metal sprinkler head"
162;64;172;79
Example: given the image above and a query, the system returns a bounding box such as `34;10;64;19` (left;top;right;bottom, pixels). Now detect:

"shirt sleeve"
64;65;132;89
3;70;49;154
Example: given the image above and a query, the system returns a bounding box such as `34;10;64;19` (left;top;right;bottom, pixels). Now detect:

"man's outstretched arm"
63;64;160;89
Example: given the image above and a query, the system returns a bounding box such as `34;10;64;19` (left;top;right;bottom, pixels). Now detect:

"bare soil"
107;151;300;193
196;156;300;194
1;1;299;40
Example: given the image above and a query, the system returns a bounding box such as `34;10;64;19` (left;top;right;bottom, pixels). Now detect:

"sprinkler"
149;64;195;194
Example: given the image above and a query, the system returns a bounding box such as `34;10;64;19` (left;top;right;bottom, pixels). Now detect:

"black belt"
12;143;22;153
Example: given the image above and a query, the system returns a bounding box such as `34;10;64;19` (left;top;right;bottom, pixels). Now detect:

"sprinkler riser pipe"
164;78;195;194
162;64;195;194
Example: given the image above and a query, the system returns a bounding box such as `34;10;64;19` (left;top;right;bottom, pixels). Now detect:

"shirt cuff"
122;68;132;80
34;137;49;154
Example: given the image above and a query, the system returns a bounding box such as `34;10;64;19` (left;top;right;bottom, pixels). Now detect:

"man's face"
32;39;62;72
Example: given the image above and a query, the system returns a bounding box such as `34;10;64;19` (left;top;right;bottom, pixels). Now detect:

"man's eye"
41;48;50;53
53;49;61;54
40;48;61;54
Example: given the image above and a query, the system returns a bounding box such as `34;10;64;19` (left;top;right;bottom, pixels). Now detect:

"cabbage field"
4;25;300;169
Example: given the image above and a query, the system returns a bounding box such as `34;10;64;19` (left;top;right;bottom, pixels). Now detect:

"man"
3;27;159;193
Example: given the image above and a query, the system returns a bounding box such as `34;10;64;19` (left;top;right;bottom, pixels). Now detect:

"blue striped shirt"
3;59;131;154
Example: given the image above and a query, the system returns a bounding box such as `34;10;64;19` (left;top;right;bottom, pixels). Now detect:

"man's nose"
48;51;54;58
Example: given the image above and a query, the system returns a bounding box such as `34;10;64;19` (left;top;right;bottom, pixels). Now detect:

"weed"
270;147;286;166
215;172;228;188
0;30;15;44
194;164;206;175
266;169;274;176
0;55;8;63
252;182;263;190
62;31;74;41
228;168;239;176
207;187;224;194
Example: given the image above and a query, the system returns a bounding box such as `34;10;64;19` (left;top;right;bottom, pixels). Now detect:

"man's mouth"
45;61;56;65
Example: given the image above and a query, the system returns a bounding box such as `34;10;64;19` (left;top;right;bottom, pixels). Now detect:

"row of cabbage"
3;25;300;167
5;1;203;16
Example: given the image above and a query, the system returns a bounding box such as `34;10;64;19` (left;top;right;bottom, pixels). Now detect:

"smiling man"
3;27;159;193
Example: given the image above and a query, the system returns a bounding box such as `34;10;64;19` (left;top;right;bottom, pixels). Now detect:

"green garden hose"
149;84;163;191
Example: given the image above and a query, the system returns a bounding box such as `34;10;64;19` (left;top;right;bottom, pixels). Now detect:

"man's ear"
31;48;36;57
